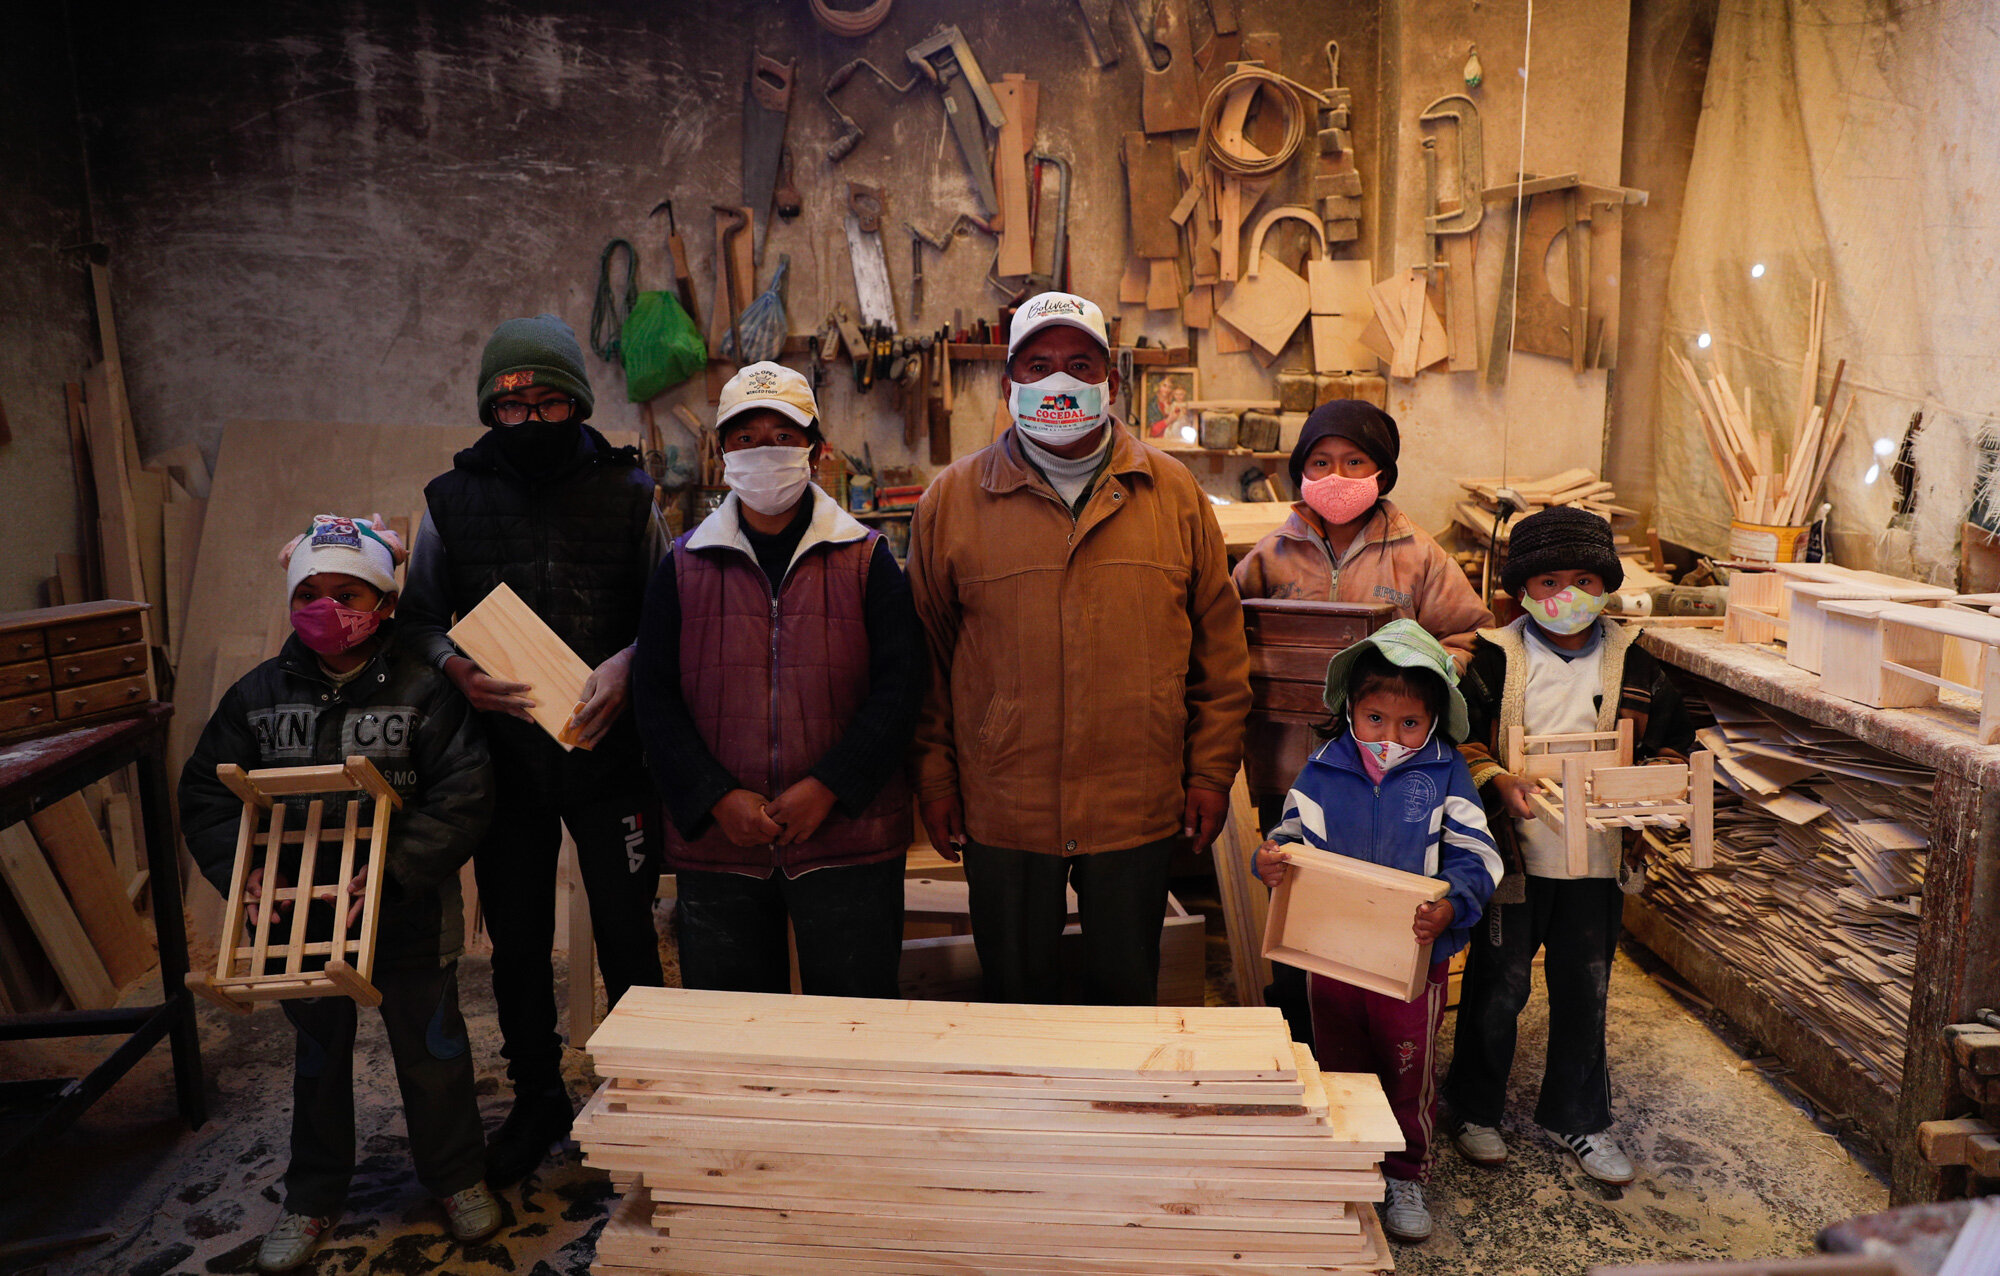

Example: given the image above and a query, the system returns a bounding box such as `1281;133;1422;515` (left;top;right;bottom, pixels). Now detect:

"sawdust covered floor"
5;907;1887;1276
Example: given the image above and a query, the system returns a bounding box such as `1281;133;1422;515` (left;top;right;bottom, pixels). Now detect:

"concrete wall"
0;7;97;612
24;1;1695;582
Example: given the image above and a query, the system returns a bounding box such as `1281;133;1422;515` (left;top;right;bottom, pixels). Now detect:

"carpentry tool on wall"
1023;152;1072;295
1418;93;1483;372
647;199;701;333
905;213;993;322
710;205;749;372
844;182;897;331
741;50;796;264
774;149;802;222
823;57;921;162
906;25;1007;216
1114;0;1170;69
1073;0;1118;68
724;254;789;365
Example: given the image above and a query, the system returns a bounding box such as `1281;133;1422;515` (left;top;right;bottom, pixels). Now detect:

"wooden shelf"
776;336;1191;366
854;508;915;521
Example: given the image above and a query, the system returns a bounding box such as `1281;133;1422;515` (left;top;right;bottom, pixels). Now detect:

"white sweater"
1515;627;1619;879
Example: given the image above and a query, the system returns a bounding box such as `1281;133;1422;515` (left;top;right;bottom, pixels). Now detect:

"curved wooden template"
1245;207;1325;278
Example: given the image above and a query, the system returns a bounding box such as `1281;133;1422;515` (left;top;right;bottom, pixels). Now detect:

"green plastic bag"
621;291;706;401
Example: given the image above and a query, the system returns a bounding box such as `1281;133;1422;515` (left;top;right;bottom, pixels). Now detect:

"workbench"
1632;628;2000;1205
0;705;206;1181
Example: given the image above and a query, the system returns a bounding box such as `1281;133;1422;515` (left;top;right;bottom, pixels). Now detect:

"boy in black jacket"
180;515;499;1273
1443;507;1697;1189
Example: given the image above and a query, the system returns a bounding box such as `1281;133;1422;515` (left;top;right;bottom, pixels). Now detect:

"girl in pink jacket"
1232;400;1492;671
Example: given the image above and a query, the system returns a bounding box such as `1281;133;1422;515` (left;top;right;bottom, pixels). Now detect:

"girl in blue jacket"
1254;620;1502;1245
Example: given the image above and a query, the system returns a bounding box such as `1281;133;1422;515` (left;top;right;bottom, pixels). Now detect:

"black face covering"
490;420;580;476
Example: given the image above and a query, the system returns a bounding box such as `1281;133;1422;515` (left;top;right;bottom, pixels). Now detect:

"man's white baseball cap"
1006;292;1111;357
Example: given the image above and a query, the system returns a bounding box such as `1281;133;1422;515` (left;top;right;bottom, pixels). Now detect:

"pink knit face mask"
290;597;386;655
1300;471;1378;526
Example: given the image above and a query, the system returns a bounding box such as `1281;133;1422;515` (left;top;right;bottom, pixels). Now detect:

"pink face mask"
1300;471;1379;526
290;597;386;656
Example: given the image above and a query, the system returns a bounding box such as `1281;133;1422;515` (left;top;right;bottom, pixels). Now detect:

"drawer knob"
63;665;82;677
26;706;42;718
126;686;143;699
62;635;78;646
122;656;138;668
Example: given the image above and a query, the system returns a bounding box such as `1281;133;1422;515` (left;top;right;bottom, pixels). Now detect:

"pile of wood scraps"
580;988;1402;1275
0;784;158;1014
1643;683;1931;1089
1444;467;1657;591
1671;280;1848;530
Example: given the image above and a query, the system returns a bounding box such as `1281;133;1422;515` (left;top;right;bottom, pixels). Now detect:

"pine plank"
25;794;154;985
588;987;1298;1081
0;824;117;1009
447;581;593;749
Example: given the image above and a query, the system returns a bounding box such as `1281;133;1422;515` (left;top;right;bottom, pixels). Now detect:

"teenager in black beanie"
400;314;667;1188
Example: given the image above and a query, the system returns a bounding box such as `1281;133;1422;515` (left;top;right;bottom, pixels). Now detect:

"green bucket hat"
1321;618;1470;745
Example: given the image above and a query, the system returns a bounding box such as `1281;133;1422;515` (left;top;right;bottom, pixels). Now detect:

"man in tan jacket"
908;292;1251;1005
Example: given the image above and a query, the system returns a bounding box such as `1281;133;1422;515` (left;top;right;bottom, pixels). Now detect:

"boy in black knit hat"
400;314;667;1188
1442;506;1695;1188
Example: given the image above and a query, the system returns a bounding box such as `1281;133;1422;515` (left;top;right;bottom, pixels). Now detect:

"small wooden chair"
1504;722;1716;872
186;755;401;1013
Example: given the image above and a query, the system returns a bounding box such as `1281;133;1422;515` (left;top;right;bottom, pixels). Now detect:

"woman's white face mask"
723;445;813;515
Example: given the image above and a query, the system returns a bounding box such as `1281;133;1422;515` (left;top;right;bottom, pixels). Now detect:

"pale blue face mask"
1010;373;1108;445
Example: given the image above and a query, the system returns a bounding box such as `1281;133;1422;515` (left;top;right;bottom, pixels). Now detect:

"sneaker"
1548;1128;1636;1185
1454;1120;1509;1166
485;1089;575;1187
1380;1178;1433;1243
256;1209;335;1273
443;1182;503;1244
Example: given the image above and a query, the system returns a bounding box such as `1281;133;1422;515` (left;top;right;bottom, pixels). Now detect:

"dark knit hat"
1500;506;1624;595
1289;399;1399;495
476;314;595;426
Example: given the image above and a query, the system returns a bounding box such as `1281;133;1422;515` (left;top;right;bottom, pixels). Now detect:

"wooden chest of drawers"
0;601;156;744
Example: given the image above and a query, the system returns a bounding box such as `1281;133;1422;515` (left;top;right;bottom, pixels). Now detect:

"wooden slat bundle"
580;988;1399;1275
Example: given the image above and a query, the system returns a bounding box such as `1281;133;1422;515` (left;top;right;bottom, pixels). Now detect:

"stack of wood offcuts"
1444;467;1658;590
579;987;1400;1275
1642;683;1929;1088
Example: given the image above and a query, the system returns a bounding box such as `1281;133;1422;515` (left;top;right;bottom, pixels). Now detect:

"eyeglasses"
492;397;577;425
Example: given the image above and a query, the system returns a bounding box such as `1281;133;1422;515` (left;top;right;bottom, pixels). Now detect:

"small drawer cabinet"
0;601;156;744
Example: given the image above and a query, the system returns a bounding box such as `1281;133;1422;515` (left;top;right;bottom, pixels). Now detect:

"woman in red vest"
632;362;927;995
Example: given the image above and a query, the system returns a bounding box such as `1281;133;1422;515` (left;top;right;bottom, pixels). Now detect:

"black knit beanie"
476;314;595;426
1500;506;1624;595
1288;399;1399;495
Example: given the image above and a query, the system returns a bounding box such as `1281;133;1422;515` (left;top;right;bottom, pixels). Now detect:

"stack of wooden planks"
579;988;1400;1275
1446;467;1659;590
1642;682;1930;1089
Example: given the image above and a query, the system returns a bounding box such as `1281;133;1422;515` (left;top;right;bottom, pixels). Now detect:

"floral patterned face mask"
1521;585;1609;636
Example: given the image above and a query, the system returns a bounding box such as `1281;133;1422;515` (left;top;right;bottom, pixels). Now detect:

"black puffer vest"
425;424;655;668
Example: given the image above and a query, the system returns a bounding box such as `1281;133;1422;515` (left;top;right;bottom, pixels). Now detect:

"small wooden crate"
1241;598;1394;800
1261;844;1449;1002
1820;598;2000;744
1505;722;1716;872
186;755;402;1013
